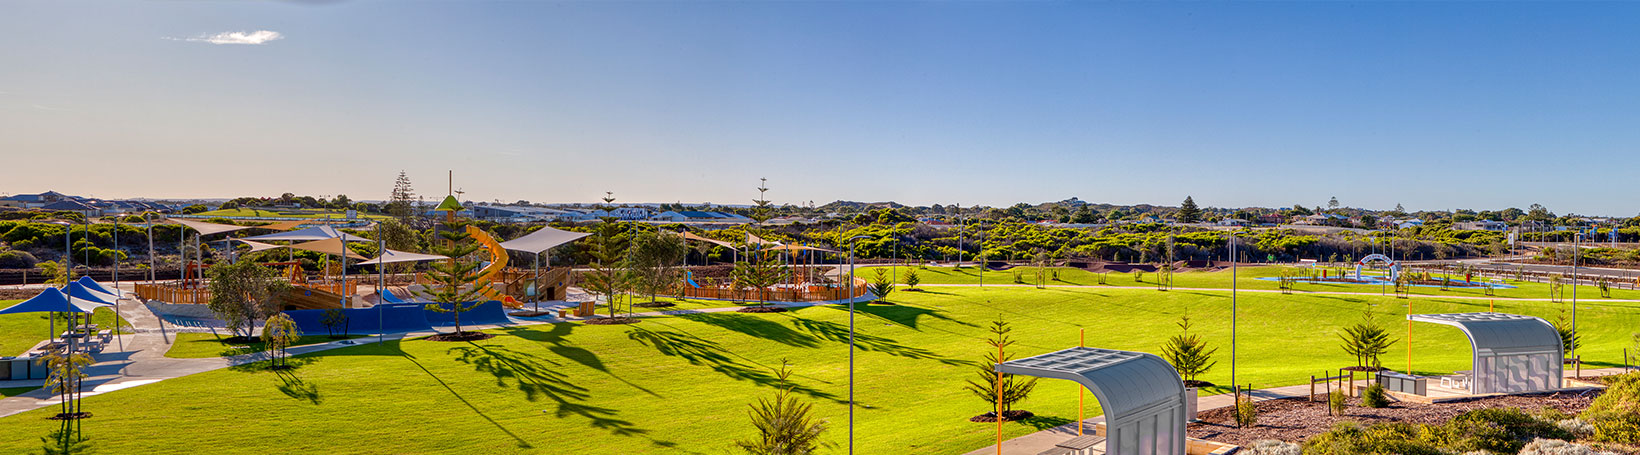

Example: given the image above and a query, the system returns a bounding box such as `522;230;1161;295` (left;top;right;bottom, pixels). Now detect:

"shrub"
1246;439;1300;455
1581;372;1640;443
0;249;38;268
1557;419;1595;438
1303;422;1444;455
1235;393;1258;427
1328;389;1349;415
1518;437;1619;455
1361;383;1389;408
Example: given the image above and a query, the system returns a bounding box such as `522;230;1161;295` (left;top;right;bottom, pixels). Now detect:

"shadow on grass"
676;312;820;347
274;368;321;405
402;350;541;450
443;342;671;449
626;326;842;402
1020;415;1075;431
854;304;976;330
496;325;661;398
786;317;965;366
41;419;93;455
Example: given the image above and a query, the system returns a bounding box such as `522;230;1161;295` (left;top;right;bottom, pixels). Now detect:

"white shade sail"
680;231;735;249
234;239;286;253
498;226;591;254
358;248;447;265
241;225;370;242
287;237;369;260
170;218;252;236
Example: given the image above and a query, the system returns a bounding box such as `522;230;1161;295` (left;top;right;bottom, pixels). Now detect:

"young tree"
415;222;490;335
1555;303;1582;358
903;266;921;290
733;360;827;455
630;230;688;305
262;312;301;369
867;267;894;301
39;350;92;419
1177;196;1201;223
964;316;1038;419
1339;305;1396;370
206;261;291;340
320;308;349;338
1161;314;1218;386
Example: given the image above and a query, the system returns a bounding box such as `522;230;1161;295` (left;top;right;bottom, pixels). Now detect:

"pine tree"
583;192;633;320
415;220;490;335
1161;314;1218;384
386;171;417;218
734;360;827;455
1177;196;1201;223
867;267;894;300
964;316;1038;418
1339;304;1396;369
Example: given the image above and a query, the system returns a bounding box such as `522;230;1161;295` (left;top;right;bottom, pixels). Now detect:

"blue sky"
3;1;1638;215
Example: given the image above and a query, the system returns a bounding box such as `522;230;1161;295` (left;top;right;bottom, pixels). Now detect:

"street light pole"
1229;232;1237;391
847;234;869;455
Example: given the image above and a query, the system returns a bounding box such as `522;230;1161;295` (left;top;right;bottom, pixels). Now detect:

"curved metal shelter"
996;347;1186;455
1408;313;1563;394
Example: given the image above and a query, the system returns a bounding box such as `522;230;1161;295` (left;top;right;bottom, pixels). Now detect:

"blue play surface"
283;301;513;335
1254;276;1517;289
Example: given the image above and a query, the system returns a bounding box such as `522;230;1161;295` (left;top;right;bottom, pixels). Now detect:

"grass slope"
0;303;131;357
165;333;367;359
2;282;1638;454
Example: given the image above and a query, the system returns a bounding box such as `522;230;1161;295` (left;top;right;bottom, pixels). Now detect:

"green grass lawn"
0;302;131;357
165;333;367;359
0;387;36;398
866;265;1640;301
3;283;1639;454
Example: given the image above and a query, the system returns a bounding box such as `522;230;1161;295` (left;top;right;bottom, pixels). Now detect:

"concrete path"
962;368;1636;455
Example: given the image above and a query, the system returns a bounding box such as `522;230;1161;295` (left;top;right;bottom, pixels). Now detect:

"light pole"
1229;231;1238;393
144;212;160;284
1572;230;1579;361
846;234;869;455
377;222;386;344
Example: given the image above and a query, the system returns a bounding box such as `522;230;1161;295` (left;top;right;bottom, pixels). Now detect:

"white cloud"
169;30;284;45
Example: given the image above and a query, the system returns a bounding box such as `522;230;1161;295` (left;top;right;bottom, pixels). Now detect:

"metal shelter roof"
1409;312;1564;395
997;347;1187;455
1408;313;1562;356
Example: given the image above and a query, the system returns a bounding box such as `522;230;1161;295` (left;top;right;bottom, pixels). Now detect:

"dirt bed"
1187;391;1604;448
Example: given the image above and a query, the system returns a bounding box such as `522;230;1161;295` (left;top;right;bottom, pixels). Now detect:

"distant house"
1;191;72;209
1217;218;1251;227
651;211;751;223
472;205;577;222
1456;220;1508;232
41;199;102;218
1396;218;1425;229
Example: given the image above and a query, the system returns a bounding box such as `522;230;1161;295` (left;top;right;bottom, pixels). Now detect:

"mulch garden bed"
584;317;640;325
1188;390;1604;448
737;306;787;313
633;302;677;308
970;410;1035;423
509;310;553;318
425;331;495;341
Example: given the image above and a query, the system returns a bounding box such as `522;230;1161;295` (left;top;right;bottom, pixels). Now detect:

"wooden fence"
135;280;358;304
678;277;870;302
